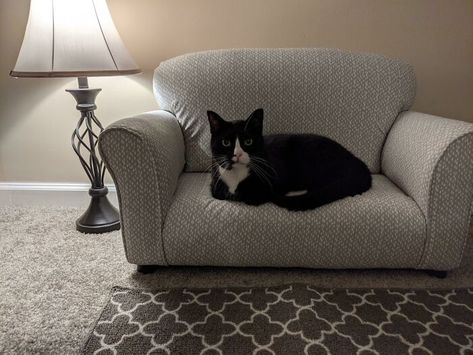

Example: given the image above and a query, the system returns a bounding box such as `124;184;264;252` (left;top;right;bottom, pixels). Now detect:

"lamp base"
67;78;121;234
76;187;120;233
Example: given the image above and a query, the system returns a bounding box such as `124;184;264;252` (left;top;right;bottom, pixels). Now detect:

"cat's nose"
232;152;243;162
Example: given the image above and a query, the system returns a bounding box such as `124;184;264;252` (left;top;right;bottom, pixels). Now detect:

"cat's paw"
242;197;268;206
211;189;226;200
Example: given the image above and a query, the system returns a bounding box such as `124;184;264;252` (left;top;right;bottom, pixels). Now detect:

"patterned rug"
83;284;473;354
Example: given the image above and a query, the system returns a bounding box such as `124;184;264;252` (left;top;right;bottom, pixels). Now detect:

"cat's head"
207;108;264;170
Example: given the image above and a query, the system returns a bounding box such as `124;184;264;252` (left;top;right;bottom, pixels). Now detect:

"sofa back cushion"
154;48;416;172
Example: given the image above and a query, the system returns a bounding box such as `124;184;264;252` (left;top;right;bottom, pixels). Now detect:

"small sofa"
98;48;473;275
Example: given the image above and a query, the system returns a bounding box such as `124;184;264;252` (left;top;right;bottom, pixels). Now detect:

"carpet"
1;207;473;354
84;284;473;354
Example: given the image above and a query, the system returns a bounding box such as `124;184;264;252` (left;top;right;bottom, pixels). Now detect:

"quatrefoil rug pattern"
83;285;473;354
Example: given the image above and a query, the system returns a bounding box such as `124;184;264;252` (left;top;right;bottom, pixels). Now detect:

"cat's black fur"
208;109;372;211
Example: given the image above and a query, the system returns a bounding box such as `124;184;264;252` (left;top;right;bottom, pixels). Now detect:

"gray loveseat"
99;48;473;274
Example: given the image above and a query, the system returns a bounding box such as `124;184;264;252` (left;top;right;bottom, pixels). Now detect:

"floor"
0;206;472;354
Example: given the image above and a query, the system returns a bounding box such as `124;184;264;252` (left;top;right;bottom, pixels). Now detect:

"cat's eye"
244;138;253;146
221;139;231;147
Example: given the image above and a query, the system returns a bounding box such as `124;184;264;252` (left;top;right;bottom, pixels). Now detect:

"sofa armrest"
98;110;185;265
382;111;473;270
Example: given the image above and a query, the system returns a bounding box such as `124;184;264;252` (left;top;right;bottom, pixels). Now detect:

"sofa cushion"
162;174;426;268
154;48;416;173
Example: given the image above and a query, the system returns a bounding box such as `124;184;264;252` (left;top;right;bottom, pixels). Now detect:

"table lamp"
10;0;141;233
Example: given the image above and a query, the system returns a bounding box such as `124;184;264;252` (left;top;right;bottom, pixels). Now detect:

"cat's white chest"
219;164;249;194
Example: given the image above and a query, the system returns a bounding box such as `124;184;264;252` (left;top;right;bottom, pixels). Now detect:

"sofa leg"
137;265;159;274
425;270;448;279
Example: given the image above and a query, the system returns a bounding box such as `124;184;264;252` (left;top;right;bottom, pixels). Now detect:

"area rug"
83;284;473;354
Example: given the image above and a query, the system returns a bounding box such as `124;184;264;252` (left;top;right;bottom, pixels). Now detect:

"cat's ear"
207;111;226;134
245;108;264;134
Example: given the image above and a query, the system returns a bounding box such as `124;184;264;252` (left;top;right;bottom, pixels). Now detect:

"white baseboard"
0;182;118;208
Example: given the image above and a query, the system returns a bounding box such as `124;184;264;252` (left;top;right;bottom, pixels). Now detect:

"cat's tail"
272;173;372;211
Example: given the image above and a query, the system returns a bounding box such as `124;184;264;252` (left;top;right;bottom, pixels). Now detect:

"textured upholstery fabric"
162;174;426;268
154;48;416;173
382;111;473;270
98;111;185;265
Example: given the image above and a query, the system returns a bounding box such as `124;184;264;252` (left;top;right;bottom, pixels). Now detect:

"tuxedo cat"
208;109;372;211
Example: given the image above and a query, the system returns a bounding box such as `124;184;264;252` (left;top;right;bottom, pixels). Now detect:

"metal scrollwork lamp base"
67;77;120;233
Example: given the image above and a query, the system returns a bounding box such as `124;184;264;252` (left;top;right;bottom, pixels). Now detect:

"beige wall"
1;0;472;183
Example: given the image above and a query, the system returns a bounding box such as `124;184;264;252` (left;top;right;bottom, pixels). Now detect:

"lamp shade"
10;0;141;78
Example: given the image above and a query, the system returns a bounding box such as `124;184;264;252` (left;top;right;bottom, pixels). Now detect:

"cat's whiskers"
249;161;273;188
250;159;277;181
207;156;232;187
205;156;227;173
250;156;273;168
249;156;277;176
251;168;272;189
207;162;224;185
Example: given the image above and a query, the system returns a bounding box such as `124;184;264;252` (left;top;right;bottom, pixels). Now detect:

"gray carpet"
0;206;472;354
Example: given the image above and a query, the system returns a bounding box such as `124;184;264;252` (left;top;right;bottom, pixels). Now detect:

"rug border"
81;286;122;355
109;283;473;293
